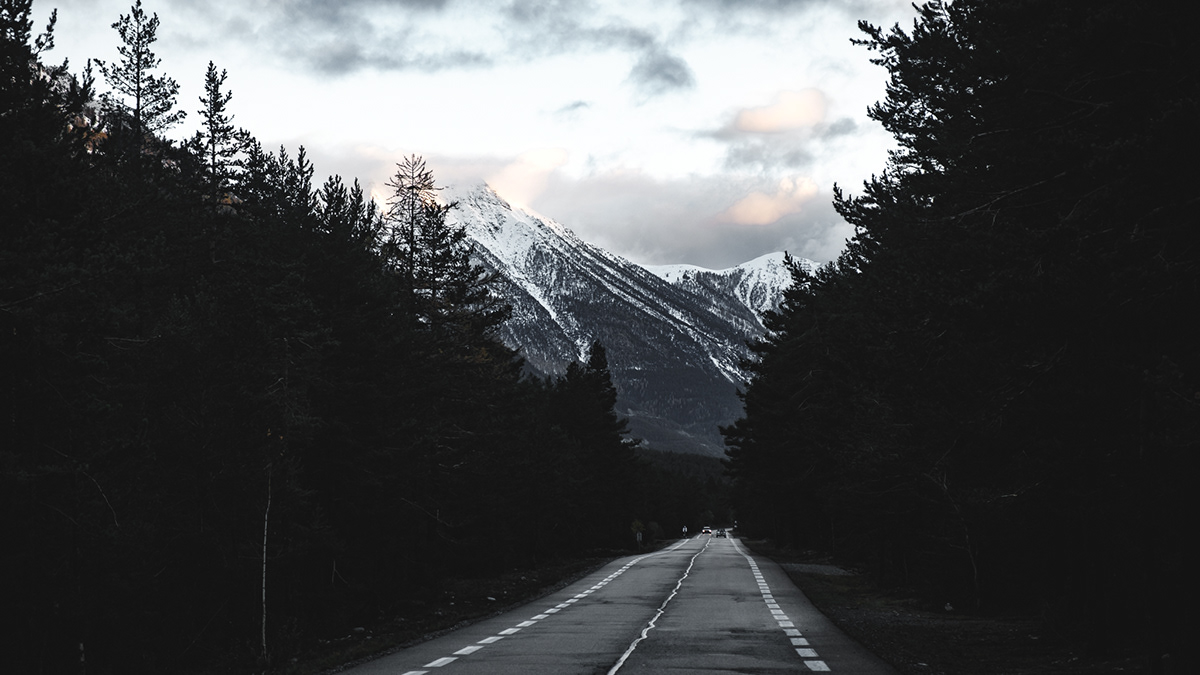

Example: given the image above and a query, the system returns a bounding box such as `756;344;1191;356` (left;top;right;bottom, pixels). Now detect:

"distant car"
701;526;712;535
715;529;727;538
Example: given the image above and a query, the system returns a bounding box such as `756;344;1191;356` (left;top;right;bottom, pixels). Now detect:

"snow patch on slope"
644;252;815;319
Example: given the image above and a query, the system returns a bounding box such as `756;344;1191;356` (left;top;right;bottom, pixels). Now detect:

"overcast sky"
36;0;916;269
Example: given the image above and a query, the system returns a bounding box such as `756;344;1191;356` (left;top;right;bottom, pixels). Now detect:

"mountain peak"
441;181;509;209
644;251;811;318
448;190;797;456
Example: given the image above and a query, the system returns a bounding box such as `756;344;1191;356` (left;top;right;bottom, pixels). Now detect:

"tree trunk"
261;466;271;666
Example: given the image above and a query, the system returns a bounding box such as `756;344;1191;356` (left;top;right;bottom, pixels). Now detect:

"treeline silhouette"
724;1;1196;668
0;2;721;672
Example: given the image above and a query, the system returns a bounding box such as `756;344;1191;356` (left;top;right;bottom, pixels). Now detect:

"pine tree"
192;60;248;206
316;174;383;250
0;1;92;154
577;341;631;443
382;154;508;336
96;0;183;157
383;154;437;309
1;1;56;112
549;341;639;547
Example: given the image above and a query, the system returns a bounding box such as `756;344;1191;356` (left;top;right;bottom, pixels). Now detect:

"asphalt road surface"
343;536;898;674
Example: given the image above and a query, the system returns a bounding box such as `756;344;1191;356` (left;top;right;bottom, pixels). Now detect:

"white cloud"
734;89;828;133
720;176;820;225
37;0;918;267
486;148;572;210
532;170;845;269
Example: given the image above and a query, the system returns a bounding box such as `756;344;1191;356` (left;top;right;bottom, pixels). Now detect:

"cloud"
501;1;656;54
503;0;592;26
703;89;832;144
529;170;848;269
719;177;819;225
554;100;591;119
682;0;907;20
699;88;858;174
684;0;818;9
723;138;815;172
627;49;695;96
155;0;865;93
823;117;858;137
500;2;693;98
264;0;684;88
735;89;827;133
303;42;491;76
162;0;487;76
486;148;571;210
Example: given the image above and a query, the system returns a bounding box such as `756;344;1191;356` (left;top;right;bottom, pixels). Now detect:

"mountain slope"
645;252;809;335
446;183;807;456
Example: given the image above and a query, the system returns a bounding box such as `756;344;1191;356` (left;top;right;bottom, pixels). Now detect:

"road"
343;536;898;674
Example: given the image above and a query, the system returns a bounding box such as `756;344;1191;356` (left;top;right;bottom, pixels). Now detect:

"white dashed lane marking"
392;539;694;673
452;645;484;655
732;538;832;672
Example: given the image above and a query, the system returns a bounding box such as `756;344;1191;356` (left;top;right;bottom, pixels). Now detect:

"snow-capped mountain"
445;183;809;456
645;253;808;335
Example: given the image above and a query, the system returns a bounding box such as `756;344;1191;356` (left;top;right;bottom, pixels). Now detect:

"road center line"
605;538;712;675
396;537;701;673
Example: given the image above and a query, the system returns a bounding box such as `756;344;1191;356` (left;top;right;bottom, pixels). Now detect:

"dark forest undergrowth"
275;554;618;675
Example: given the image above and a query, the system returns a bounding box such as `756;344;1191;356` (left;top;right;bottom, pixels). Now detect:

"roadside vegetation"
724;2;1196;671
749;541;1145;675
0;2;727;671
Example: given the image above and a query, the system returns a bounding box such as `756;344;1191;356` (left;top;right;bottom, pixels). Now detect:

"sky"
35;0;917;269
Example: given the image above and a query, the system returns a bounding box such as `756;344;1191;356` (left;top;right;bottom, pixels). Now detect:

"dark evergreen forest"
724;0;1196;669
1;2;724;671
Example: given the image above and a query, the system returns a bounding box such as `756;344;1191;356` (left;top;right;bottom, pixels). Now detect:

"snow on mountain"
646;252;813;324
444;183;800;456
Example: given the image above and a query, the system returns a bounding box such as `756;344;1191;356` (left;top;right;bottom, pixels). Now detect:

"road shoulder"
744;540;1144;675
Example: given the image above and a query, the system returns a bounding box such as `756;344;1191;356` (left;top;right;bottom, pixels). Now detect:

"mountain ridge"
444;182;811;456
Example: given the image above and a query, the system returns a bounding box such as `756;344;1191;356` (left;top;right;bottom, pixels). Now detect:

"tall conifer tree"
192;60;247;206
96;0;183;157
383;154;437;310
382;154;507;336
